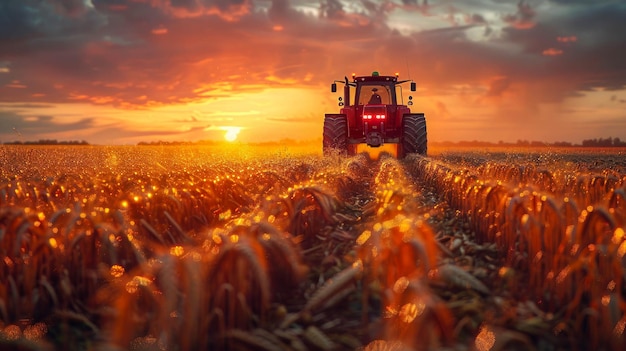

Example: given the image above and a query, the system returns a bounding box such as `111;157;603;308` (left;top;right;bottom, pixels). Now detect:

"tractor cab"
324;71;427;158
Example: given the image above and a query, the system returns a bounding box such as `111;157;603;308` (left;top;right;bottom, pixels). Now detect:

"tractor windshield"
357;84;392;105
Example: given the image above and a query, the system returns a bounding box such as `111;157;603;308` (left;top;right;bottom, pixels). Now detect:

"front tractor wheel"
400;114;427;158
323;115;348;155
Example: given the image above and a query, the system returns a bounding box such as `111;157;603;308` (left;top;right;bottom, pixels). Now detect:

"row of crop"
0;154;338;349
406;155;626;350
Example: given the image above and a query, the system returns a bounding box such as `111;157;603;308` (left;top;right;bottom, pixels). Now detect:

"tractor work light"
363;114;386;120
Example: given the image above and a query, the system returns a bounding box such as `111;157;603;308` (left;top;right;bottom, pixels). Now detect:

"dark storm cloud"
48;0;91;16
0;110;96;135
0;2;41;42
0;108;208;143
503;1;626;92
503;0;536;29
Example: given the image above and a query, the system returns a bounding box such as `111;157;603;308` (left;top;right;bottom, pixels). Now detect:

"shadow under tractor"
323;71;427;158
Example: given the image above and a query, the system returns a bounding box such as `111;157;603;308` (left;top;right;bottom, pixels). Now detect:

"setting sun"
223;127;241;142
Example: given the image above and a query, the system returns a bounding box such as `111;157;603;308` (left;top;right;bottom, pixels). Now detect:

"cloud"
0;109;96;136
3;0;623;107
503;0;536;29
542;48;563;56
0;0;625;143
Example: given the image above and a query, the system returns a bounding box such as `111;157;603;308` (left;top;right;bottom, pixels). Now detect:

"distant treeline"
3;137;626;147
581;137;626;147
137;140;219;146
433;137;626;148
3;139;89;145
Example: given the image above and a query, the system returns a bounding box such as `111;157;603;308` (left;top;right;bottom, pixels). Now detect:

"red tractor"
323;71;427;158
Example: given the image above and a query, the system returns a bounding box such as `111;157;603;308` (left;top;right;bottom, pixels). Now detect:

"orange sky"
1;0;625;145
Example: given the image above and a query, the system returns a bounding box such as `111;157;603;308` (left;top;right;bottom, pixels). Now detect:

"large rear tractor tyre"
400;114;427;158
323;115;348;155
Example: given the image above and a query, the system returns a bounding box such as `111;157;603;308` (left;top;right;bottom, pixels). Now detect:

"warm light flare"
222;127;241;142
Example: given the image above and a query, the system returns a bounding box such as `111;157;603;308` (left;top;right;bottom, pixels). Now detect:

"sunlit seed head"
498;267;508;278
608;280;616;291
601;294;611;306
1;325;22;340
614;317;626;337
121;200;128;208
262;233;271;241
170;246;184;257
382;219;394;230
613;228;625;245
219;210;232;220
356;230;371;246
383;305;398;318
37;212;45;221
125;280;138;294
399;219;411;233
475;325;496;351
556;266;570;284
126;276;151;294
212;234;222;244
49;238;58;249
393;276;410;294
230;234;239;243
579;210;588;223
618;241;626;258
110;265;125;278
521;214;530;225
399;302;424;323
24;322;47;340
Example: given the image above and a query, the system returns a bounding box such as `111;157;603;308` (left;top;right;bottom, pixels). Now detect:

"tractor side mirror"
331;83;337;93
408;96;413;106
410;82;416;92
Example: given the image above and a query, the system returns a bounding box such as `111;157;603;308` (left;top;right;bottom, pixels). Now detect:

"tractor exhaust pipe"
343;76;350;107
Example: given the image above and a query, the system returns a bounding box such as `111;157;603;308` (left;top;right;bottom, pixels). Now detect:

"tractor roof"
352;71;399;83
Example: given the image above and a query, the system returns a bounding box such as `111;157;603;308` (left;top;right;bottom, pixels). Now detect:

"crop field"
1;145;625;351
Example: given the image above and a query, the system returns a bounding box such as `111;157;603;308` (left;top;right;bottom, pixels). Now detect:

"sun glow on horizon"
222;127;241;142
